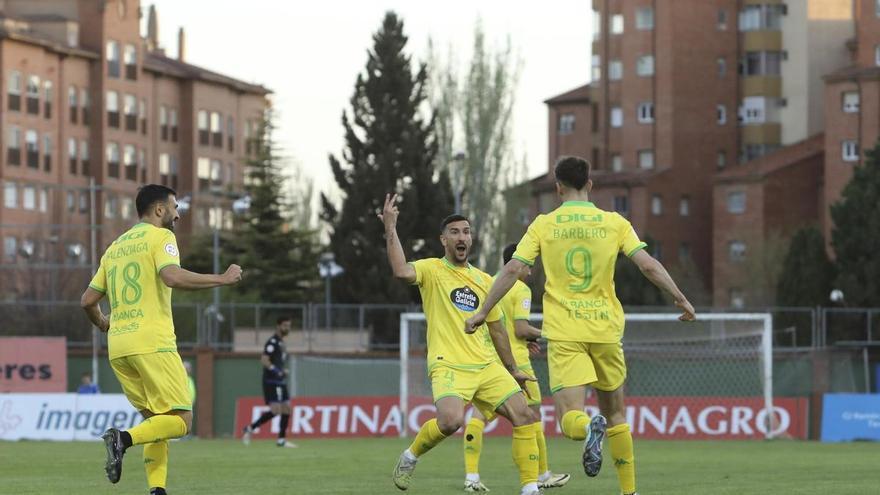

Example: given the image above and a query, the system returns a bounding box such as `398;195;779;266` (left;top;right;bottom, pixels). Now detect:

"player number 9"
565;246;592;292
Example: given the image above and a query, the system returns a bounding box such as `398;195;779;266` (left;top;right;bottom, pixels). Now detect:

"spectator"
77;372;100;394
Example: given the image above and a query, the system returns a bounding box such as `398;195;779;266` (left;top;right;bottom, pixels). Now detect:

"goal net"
399;312;788;440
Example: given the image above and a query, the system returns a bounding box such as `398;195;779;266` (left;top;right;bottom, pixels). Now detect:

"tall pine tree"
321;12;453;305
830;139;880;306
777;227;833;307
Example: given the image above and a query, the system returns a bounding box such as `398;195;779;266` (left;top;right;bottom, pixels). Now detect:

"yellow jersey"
512;201;646;344
89;222;181;360
410;258;503;370
495;276;533;368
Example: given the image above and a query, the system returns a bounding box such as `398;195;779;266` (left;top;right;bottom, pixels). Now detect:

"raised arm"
159;264;242;290
629;250;696;321
378;193;416;283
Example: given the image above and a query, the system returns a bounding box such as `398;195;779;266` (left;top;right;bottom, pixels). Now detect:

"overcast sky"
147;0;592;195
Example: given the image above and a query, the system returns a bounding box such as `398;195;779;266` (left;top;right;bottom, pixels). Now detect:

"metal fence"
1;301;878;352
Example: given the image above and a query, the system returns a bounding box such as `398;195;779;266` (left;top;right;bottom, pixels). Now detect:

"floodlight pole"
89;178;99;388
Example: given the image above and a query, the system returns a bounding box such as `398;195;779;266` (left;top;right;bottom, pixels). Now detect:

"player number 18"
565;246;593;292
107;261;143;308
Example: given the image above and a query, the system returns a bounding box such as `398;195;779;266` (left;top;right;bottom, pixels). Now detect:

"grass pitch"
2;437;877;494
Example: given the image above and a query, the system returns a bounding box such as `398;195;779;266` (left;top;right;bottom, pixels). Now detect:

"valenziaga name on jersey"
561;296;611;321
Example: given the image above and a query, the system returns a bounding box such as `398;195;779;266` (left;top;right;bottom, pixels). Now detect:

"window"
67;191;75;212
42;134;52;171
717;58;727;77
613;195;629;215
611;14;624;34
106;41;120;78
726;191;746;214
43;80;53;119
593;11;601;40
842;140;859;162
4;182;17;208
7;126;21;166
170;109;178;142
741;51;782;76
876;0;880;17
717;104;727;125
169;156;179;189
728;241;746;262
106;91;119;128
39;188;48;213
651;194;663;215
227;116;235;151
591;55;601;81
718;9;728;30
68;86;78;123
211;159;223;187
210;111;222;147
739;96;771;124
679;242;691;261
25;130;38;168
636;55;654;76
717;150;727;168
106;143;120;178
121;198;132;220
104;194;117;219
4;237;16;262
80;140;90;175
637;102;654;123
559;114;576;134
198;110;209;145
26;75;40;114
611;154;622;172
159;153;171;185
138;149;146;183
8;71;21;111
197;157;211;190
81;88;90;125
742;143;779;161
843;92;860;113
160;106;168;140
730;289;745;309
680;196;690;216
875;45;880;66
124;44;137;80
123;94;137;131
610;106;623;128
22;186;35;210
635;7;654;30
69;138;78;174
638;150;654;169
139;98;147;134
608;60;623;80
739;4;783;31
79;192;88;213
124;145;137;181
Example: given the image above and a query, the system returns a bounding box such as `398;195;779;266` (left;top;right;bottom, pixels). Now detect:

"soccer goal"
399;312;779;439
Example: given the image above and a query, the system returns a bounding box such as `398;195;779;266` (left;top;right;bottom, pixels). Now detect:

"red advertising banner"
235;395;809;440
0;337;67;392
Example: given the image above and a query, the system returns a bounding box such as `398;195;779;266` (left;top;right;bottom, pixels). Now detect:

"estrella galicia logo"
450;286;479;312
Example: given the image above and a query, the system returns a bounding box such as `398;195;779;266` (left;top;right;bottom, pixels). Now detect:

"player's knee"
176;410;193;434
607;411;626;427
436;415;464;435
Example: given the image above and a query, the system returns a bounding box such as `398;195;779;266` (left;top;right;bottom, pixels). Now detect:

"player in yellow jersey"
380;194;544;495
80;185;243;495
462;244;570;492
466;157;696;495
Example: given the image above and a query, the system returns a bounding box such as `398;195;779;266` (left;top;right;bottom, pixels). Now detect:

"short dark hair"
554;156;591;191
136;184;177;217
502;243;517;265
276;316;292;326
441;214;470;232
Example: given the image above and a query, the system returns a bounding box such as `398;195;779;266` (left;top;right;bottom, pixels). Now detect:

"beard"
162;214;176;232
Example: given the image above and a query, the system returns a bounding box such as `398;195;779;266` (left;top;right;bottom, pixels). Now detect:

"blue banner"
821;394;880;442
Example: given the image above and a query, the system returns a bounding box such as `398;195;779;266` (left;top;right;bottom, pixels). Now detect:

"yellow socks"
560;410;589;440
511;424;539;487
463;417;485;475
128;415;187;446
608;423;636;494
143;440;168;489
409;418;447;457
533;421;549;475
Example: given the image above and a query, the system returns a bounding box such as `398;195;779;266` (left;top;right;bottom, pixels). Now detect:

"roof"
715;133;824;184
143;52;271;95
0;26;98;59
544;83;592;105
824;64;880;83
16;14;72;23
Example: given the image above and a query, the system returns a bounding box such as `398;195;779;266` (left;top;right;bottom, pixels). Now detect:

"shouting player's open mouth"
455;243;467;255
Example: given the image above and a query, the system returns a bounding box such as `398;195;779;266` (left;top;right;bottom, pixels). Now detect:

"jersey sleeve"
263;338;276;356
619;216;648;257
511;283;532;321
153;231;181;273
88;260;107;293
512;218;542;266
409;258;434;287
485;303;503;323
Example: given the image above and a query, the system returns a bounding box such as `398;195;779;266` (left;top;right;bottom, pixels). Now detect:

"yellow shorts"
548;340;626;393
430;361;521;418
111;351;192;414
519;364;542;407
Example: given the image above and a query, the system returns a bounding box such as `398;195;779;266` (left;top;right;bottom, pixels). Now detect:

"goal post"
398;312;776;439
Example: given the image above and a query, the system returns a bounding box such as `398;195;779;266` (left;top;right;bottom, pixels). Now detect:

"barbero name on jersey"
554;213;607;240
563;297;610;321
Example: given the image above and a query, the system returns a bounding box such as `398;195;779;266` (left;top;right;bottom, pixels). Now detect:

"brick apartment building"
0;0;269;300
533;0;877;307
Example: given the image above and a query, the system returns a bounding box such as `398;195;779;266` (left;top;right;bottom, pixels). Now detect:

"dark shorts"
263;382;290;405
